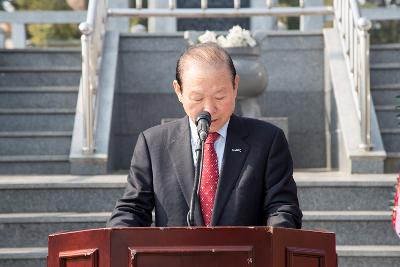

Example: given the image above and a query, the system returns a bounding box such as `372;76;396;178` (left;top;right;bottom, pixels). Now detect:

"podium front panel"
129;246;254;267
111;227;272;267
48;229;110;267
59;248;99;267
272;227;336;267
286;247;326;267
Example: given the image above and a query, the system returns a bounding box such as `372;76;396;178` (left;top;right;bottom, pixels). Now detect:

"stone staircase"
0;172;398;267
0;175;116;267
297;172;400;267
370;44;400;172
0;49;81;174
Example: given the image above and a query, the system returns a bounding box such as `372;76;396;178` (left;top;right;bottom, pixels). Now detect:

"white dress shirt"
189;118;229;174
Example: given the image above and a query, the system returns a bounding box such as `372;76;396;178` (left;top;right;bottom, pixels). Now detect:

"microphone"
196;111;211;141
187;111;211;226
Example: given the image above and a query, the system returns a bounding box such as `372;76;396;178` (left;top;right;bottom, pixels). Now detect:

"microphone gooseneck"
187;111;212;227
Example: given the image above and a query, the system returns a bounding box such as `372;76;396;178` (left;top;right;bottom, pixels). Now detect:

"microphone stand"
187;138;205;226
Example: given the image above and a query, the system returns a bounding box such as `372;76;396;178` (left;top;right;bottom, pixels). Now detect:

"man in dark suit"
108;43;302;228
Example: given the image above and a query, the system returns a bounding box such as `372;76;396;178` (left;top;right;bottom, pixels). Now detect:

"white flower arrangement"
197;25;257;48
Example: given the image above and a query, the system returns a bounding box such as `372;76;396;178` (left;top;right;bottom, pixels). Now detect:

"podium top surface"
49;226;334;238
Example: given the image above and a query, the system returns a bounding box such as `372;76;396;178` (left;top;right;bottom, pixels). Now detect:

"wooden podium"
48;227;336;267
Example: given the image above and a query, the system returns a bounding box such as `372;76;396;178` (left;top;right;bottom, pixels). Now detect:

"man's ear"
173;80;183;102
234;74;240;98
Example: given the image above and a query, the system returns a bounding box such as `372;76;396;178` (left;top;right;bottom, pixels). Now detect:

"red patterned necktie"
199;132;220;226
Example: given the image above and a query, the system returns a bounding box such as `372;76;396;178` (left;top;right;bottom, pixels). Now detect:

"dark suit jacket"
108;114;302;228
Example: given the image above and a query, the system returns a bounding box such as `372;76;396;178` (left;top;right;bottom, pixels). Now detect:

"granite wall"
110;31;326;170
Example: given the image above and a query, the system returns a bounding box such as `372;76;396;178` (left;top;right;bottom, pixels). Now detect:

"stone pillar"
300;0;324;31
108;0;130;32
0;28;4;48
148;0;177;32
251;0;278;31
11;24;26;48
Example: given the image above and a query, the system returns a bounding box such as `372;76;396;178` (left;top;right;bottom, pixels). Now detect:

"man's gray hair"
175;42;237;89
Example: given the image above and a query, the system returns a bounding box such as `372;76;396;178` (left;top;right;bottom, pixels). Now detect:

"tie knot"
206;132;219;144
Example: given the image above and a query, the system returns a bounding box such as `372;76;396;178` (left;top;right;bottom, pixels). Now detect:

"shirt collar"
189;116;230;142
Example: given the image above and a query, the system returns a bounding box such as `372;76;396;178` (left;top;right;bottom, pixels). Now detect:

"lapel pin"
232;148;242;152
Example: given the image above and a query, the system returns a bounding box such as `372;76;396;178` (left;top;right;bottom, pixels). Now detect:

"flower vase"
225;46;268;99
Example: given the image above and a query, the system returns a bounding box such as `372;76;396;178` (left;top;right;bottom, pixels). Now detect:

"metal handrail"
108;7;333;18
333;0;372;150
79;0;108;154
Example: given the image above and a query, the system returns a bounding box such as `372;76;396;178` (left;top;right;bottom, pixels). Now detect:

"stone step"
381;128;400;152
0;67;81;86
337;245;400;267
371;63;400;86
0;175;125;212
302;211;398;246
0;212;107;248
0;86;78;109
0;108;75;132
0;131;71;156
0;155;70;174
371;83;400;106
375;105;399;129
295;172;396;211
0;173;396;213
370;44;400;64
385;153;400;173
0;211;396;247
0;48;81;67
0;247;47;267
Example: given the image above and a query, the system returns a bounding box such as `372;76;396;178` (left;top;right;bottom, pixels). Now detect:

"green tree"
14;0;80;47
129;0;148;29
277;0;300;29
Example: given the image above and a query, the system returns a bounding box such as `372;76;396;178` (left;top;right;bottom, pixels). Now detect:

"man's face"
173;62;239;133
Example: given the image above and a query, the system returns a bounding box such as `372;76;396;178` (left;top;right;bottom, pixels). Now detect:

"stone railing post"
0;28;4;48
108;0;130;32
251;0;278;31
11;23;25;48
148;0;177;32
300;0;324;31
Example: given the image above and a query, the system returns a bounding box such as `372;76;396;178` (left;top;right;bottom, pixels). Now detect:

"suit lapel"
212;115;249;225
168;116;204;226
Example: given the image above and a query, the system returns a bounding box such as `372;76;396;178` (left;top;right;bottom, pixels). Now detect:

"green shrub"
14;0;80;47
370;21;400;44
